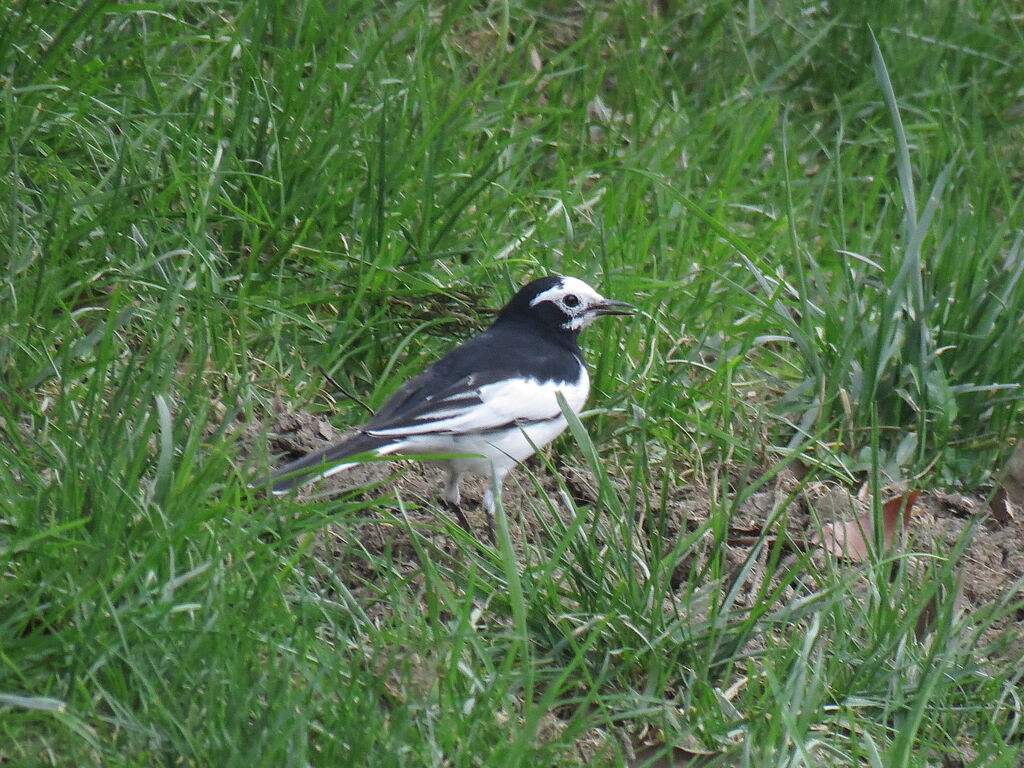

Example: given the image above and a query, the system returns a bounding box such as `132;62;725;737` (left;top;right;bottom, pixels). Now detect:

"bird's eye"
563;294;580;308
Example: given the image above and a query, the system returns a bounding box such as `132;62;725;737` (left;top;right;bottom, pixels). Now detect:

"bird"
262;274;633;536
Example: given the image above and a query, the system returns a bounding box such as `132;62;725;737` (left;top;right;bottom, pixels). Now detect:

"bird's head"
499;275;634;333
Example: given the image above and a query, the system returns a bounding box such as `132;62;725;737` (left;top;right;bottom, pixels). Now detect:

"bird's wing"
362;324;586;437
364;372;574;437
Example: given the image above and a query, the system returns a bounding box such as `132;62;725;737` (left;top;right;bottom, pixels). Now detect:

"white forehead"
529;276;604;306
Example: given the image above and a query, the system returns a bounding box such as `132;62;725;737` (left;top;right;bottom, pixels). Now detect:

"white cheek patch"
562;314;592;331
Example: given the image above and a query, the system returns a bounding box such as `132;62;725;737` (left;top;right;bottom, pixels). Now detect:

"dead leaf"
776;457;810;491
811;491;920;561
629;744;739;767
933;490;974;518
1000;439;1024;500
726;524;779;547
914;579;965;641
990;440;1024;525
989;487;1016;526
528;46;542;73
727;533;769;547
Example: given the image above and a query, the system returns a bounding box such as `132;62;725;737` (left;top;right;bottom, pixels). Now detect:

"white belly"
446;415;572;475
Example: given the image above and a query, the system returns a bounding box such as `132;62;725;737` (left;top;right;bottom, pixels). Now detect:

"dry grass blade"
990;440;1024;525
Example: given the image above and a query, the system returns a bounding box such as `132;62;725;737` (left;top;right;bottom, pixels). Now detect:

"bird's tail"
266;432;404;495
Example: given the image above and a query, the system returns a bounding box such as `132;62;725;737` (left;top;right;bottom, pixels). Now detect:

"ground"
252;407;1024;761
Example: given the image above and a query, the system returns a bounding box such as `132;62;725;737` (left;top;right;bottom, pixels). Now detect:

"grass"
2;0;1023;765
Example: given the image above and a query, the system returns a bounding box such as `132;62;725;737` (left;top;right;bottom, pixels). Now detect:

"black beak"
590;298;634;317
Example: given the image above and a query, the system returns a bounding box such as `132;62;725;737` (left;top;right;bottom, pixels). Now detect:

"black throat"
492;306;582;356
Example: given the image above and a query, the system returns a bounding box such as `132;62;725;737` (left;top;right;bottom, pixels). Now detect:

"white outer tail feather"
269;440;410;495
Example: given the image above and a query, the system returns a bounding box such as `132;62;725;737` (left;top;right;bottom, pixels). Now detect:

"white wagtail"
263;275;633;534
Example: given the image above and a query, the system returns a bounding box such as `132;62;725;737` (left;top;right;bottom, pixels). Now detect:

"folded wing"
366;375;569;437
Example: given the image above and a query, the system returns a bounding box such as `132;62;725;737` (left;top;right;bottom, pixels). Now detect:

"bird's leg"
444;501;473;535
481;488;496;544
441;468;473;534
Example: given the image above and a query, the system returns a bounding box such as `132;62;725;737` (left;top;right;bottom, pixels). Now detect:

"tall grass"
2;0;1022;765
